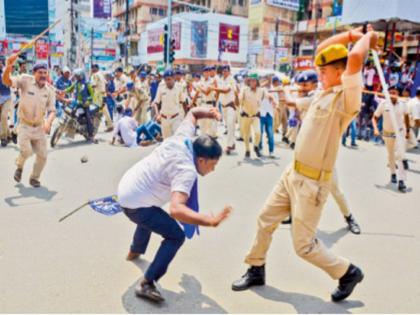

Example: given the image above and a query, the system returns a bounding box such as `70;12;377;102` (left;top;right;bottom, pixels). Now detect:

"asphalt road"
1;125;419;313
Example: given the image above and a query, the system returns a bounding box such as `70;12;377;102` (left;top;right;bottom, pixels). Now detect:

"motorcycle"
50;101;102;147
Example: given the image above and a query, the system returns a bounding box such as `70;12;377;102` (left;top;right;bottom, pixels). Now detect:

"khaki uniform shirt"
294;72;363;172
155;83;183;116
240;87;265;116
219;75;236;106
115;74;129;92
90;71;106;94
201;77;217;103
296;91;316;120
11;74;56;125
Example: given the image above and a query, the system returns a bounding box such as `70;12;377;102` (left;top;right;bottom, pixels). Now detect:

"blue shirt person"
55;67;72;117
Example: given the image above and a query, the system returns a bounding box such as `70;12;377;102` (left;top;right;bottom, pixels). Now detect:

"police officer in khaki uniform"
232;26;377;302
3;56;56;187
239;73;263;158
199;66;218;137
212;65;237;154
152;69;184;139
91;64;113;131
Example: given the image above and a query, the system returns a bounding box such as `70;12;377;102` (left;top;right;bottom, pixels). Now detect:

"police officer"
232;26;377;302
212;65;237;154
2;56;56;187
91;64;113;132
239;73;263;158
55;66;72;118
152;69;184;139
199;66;218;137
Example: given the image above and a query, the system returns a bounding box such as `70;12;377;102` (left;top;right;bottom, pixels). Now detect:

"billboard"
266;0;299;11
147;23;181;54
5;0;49;36
191;21;208;59
92;0;112;19
219;23;240;54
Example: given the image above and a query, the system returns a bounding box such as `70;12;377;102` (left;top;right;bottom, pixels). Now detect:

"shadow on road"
237;158;280;168
122;259;227;314
317;227;349;248
374;183;413;195
4;183;58;207
251;285;364;314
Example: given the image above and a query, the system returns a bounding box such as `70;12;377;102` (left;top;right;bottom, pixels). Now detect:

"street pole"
125;0;129;67
273;17;279;70
70;0;76;65
90;27;94;70
312;0;319;59
166;0;172;68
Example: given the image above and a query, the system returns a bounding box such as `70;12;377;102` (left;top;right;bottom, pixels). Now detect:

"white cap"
62;66;71;73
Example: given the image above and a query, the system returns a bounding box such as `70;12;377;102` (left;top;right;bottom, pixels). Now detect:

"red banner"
36;39;49;59
293;56;314;71
219;23;240;53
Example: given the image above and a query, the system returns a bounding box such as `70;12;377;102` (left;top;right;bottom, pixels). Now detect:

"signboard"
35;39;49;59
266;0;299;11
293;56;314;71
249;5;264;26
219;23;240;54
172;22;181;50
147;28;164;54
191;21;208;59
92;0;112;19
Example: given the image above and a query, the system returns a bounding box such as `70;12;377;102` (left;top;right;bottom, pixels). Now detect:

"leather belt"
294;160;332;182
20;117;43;128
206;101;216;106
161;113;179;119
383;130;396;137
241;111;260;118
222;102;236;109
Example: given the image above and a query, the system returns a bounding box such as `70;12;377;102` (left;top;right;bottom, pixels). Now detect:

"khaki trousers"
199;104;217;137
383;136;407;181
330;170;350;217
161;115;182;139
0;99;11;139
242;116;261;152
16;124;48;181
222;106;236;148
274;105;288;135
245;163;350;280
134;102;149;126
286;126;299;144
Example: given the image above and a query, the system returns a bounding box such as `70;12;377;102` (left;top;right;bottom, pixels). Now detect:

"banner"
147;28;164;54
191;21;208;59
172;22;181;51
249;5;264;26
219;23;240;54
293;56;314;71
35;39;49;59
266;0;299;11
92;0;112;19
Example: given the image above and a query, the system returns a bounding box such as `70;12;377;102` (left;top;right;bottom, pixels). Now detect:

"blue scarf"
182;139;200;239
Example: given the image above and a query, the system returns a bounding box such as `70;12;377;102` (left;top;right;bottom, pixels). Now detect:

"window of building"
238;0;244;6
158;8;166;16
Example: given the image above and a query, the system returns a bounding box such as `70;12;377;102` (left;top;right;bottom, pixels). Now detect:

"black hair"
329;57;348;69
416;89;420;97
193;135;222;160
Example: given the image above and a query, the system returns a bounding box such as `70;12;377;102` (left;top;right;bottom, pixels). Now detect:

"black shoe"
398;180;407;193
237;137;244;142
331;264;364;302
351;143;358;148
345;214;361;235
391;174;397;184
1;138;7;147
232;265;265;291
290;142;295;150
245;151;250;158
135;280;165;303
11;132;17;144
402;159;409;170
29;178;41;188
282;217;292;225
254;146;261;158
282;136;289;144
14;168;22;183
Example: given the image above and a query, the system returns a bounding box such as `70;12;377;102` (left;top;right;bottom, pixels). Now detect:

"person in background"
0;56;11;147
105;72;116;121
55;66;72;118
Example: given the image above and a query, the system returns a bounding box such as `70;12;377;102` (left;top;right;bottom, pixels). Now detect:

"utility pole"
273;17;279;70
166;0;173;68
70;0;76;65
125;0;129;67
312;0;320;58
90;27;94;69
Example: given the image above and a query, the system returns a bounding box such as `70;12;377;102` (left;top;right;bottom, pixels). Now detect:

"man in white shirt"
118;106;232;303
372;86;410;193
363;62;375;89
406;87;420;143
110;108;138;147
212;65;236;154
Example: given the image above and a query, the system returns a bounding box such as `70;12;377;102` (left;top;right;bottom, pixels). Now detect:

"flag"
89;195;122;216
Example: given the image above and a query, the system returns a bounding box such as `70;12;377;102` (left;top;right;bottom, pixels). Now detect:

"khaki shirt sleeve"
341;71;363;114
47;86;56;113
154;86;162;104
11;74;25;90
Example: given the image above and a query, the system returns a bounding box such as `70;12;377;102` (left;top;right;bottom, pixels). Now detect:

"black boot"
232;265;265;291
402;159;409;170
398;180;407;193
331;264;364;302
282;216;292;225
254;146;261;158
245;151;250;158
390;174;397;184
345;214;361;235
282;136;289;144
